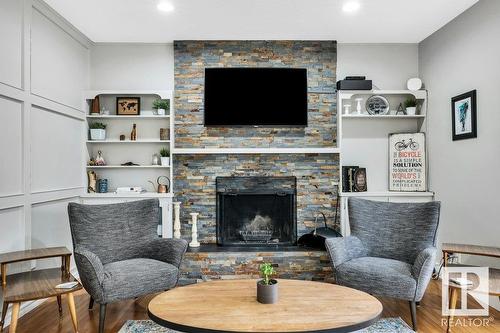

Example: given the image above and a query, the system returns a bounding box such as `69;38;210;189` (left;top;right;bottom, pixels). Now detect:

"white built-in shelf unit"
84;90;174;197
337;89;434;235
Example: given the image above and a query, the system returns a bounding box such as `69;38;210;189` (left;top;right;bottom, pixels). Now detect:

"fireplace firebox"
216;177;297;247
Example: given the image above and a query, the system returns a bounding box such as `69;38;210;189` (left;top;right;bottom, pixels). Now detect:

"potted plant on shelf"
159;147;170;166
152;99;170;116
257;263;278;304
404;98;418;115
89;122;106;140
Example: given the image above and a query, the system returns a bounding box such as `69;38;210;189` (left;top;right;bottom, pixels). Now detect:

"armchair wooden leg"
0;302;8;331
409;301;417;331
9;302;20;333
88;297;94;310
57;295;63;317
99;303;107;333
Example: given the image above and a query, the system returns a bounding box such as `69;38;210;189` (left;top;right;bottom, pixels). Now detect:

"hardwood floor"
4;279;499;333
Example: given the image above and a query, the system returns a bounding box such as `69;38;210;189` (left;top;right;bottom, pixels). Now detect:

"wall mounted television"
204;68;308;127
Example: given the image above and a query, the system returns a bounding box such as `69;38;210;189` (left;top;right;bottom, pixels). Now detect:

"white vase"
160;157;170;166
157;108;166;115
90;129;106;140
406;107;417;115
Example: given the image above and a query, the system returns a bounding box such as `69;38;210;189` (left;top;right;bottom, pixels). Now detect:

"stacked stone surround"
175;153;339;243
174;40;337;148
180;250;333;285
173;40;338;281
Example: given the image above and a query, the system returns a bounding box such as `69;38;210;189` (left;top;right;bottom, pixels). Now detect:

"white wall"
419;0;499;308
0;0;89;324
337;43;419;89
90;43;174;90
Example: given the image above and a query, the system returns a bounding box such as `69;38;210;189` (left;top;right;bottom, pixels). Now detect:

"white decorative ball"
407;78;423;91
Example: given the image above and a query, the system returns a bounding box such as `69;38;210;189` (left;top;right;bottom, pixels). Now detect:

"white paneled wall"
0;0;23;89
0;0;90;324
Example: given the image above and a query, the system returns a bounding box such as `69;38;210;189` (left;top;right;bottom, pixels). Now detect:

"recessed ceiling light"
342;1;361;13
157;1;174;13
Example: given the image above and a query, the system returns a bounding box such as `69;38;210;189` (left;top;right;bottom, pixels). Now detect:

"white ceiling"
44;0;478;43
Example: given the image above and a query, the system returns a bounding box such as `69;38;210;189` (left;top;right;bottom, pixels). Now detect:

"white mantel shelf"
84;90;172;100
86;140;170;143
86;115;170;119
172;147;340;154
80;192;174;198
86;165;170;169
340;191;435;197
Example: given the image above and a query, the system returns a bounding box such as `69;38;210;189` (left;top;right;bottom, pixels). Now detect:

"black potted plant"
257;263;278;304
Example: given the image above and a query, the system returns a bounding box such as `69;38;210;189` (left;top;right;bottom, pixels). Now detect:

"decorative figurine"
152;153;160;165
95;150;106;166
189;212;200;248
355;98;363;115
87;171;97;193
396;102;406;115
130;124;137;141
173;202;181;239
119;134;126;141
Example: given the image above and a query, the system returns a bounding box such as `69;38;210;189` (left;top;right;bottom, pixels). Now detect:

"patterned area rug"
118;318;415;333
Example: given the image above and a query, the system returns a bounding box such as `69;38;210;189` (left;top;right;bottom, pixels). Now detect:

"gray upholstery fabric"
102;259;178;303
68;199;188;304
326;198;440;302
336;257;417;300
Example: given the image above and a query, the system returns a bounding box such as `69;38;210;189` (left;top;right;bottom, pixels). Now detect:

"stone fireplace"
216;177;297;247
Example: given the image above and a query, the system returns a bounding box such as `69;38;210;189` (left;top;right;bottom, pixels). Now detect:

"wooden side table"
0;247;82;333
442;243;500;333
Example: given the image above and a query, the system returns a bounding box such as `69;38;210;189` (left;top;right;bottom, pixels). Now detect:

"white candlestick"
173;202;181;239
189;212;200;248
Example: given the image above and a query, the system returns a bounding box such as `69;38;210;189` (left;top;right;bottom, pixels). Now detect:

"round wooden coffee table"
148;279;382;333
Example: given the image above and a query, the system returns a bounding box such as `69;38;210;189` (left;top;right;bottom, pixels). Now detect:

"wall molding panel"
0;0;90;325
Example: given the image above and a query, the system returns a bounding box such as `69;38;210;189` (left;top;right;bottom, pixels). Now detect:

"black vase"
257;279;278;304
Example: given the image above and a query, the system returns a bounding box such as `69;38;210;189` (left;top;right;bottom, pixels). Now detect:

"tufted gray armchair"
68;199;187;333
325;198;440;331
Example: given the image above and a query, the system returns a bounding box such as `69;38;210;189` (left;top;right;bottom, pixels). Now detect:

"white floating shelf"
338;90;427;99
172;147;340;154
342;114;425;119
86;165;170;169
86;115;170;119
86;140;170;143
80;192;174;198
340;191;434;197
84;90;172;100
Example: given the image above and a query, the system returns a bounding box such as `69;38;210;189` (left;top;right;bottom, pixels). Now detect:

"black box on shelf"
336;79;372;91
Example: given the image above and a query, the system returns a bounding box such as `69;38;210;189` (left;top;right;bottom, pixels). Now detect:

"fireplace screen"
216;177;297;246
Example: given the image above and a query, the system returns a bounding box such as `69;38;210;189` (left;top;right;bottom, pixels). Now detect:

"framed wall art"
389;132;426;192
116;97;141;115
451;90;477;141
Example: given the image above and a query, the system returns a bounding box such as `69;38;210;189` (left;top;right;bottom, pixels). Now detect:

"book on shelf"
342;166;367;192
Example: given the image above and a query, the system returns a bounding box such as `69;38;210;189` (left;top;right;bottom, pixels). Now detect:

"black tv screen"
204;68;307;127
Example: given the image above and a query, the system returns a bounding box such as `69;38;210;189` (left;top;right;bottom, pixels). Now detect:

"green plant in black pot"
152;99;170;115
257;263;278;304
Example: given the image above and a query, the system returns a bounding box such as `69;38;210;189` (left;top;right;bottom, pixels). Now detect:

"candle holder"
173;202;181;239
189;212;200;248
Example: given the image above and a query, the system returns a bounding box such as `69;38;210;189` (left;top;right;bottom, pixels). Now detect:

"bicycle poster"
389;132;426;192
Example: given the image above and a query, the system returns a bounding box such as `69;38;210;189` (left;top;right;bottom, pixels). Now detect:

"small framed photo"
451;90;477;141
116;97;140;115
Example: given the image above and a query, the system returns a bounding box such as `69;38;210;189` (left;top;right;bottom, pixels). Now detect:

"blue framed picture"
451;90;477;141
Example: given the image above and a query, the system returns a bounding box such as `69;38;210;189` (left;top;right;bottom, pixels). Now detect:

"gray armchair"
325;198;440;331
68;199;187;333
